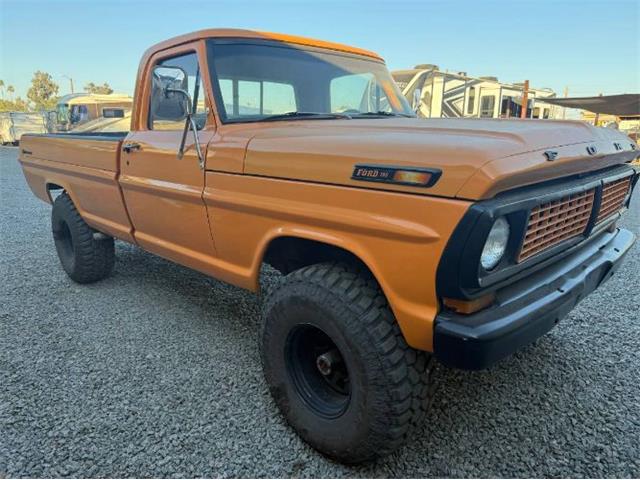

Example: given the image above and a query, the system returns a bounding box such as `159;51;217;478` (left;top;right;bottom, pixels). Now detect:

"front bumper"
433;227;636;370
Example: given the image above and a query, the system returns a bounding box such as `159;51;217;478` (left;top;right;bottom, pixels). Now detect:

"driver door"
120;43;218;274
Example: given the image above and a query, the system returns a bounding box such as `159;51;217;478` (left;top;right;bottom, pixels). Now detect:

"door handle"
123;142;141;153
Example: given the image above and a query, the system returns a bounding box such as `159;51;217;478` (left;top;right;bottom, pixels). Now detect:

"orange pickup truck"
19;29;639;463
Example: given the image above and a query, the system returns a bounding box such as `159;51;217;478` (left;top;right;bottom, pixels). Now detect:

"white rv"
0;112;50;145
392;65;561;120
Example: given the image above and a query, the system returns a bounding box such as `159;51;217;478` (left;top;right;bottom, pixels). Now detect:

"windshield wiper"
260;111;352;122
352;111;414;118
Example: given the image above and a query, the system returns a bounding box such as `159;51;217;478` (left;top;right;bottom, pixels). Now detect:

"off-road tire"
51;193;115;283
260;262;435;464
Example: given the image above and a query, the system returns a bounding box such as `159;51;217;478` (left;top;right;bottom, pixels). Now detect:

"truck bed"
18;132;134;242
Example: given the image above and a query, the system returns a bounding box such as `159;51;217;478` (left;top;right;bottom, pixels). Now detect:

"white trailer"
392;66;561;119
0;112;50;145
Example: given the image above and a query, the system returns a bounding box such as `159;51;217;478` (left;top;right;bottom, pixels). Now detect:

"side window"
102;108;124;118
467;87;475;114
149;51;207;130
71;105;89;123
480;95;496;118
218;79;296;119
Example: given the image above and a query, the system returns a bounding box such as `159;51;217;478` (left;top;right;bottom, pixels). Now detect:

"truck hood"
243;118;638;200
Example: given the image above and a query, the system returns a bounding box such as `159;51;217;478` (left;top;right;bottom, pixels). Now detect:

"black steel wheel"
285;324;351;419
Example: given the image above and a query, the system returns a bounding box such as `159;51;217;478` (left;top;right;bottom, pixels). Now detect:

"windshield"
207;39;414;123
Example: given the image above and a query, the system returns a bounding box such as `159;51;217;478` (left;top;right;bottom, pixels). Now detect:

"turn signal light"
443;294;495;315
393;170;433;185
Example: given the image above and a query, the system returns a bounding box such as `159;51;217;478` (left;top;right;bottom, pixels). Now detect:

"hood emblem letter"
586;145;598;155
543;150;559;161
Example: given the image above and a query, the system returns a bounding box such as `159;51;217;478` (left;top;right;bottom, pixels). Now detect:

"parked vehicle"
0;112;49;145
18;29;639;463
55;93;132;131
392;65;561;119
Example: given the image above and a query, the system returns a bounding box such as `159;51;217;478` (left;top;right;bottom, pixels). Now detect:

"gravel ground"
1;145;639;478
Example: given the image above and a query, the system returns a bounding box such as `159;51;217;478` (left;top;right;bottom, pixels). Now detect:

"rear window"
330;73;373;112
218;78;297;118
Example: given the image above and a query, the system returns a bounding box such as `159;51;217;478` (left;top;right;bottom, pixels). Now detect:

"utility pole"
62;75;74;94
520;80;529;118
593;92;603;126
562;86;568;120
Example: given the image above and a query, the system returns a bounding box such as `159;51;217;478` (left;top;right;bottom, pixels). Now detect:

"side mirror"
164;87;192;115
151;66;190;122
151;66;204;168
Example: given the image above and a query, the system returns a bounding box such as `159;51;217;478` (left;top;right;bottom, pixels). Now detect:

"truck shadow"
112;241;264;328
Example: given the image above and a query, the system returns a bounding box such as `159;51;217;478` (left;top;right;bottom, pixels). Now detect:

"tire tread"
261;261;435;463
52;193;115;283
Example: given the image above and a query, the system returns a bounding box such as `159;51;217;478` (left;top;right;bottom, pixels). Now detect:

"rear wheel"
260;262;434;464
51;193;115;283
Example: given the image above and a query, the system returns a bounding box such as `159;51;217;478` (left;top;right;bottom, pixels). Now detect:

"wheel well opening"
46;183;64;202
263;236;371;276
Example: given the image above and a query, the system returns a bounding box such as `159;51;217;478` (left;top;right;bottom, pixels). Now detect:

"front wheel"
51;193;115;283
260;262;434;464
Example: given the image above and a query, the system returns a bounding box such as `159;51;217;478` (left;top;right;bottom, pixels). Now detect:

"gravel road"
1;146;639;478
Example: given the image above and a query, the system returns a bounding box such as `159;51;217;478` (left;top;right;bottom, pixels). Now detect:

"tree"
0;97;31;112
7;85;15;100
27;71;59;111
84;82;113;95
0;79;4;99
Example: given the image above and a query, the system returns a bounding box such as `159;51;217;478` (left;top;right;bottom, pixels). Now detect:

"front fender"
204;171;470;351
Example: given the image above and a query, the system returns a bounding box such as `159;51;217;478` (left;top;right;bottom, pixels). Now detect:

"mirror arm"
177;114;190;160
166;87;205;169
177;114;204;169
189;116;204;169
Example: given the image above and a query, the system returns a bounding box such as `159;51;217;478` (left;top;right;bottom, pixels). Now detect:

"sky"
1;0;638;100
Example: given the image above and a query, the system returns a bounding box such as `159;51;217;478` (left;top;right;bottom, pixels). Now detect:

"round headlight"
480;217;510;270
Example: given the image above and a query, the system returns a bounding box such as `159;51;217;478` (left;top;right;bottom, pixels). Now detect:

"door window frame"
134;40;218;132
